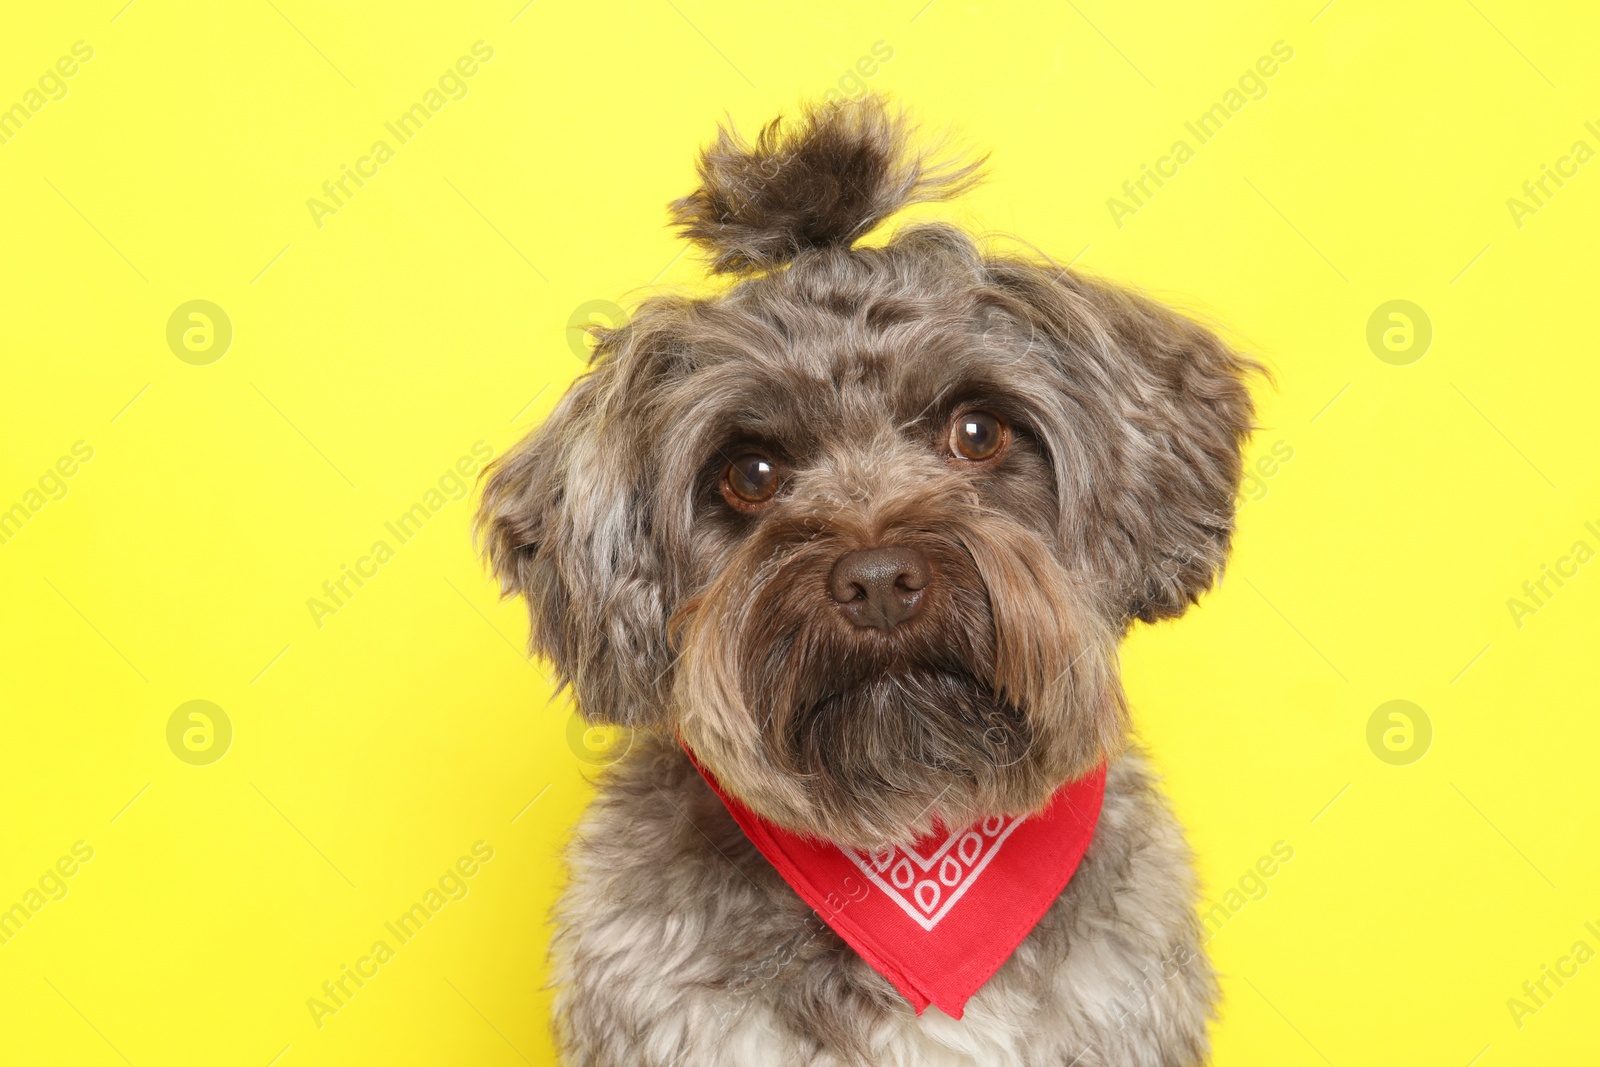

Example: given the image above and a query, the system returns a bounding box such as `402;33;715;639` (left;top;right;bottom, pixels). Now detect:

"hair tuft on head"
669;94;984;275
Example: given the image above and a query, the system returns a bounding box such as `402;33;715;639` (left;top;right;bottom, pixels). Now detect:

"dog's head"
479;97;1258;849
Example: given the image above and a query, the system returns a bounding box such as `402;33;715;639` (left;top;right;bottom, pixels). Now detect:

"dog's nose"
828;546;932;630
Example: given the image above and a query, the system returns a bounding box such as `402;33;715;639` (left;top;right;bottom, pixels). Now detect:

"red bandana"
684;746;1106;1019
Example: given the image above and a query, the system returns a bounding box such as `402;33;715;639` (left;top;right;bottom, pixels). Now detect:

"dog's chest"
713;999;1038;1067
550;742;1213;1066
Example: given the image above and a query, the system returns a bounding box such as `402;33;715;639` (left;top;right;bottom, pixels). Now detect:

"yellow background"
2;1;1597;1063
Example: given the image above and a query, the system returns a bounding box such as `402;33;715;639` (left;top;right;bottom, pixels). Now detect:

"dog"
477;96;1259;1066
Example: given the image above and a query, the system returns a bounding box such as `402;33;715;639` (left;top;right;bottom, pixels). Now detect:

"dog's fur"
478;97;1258;1065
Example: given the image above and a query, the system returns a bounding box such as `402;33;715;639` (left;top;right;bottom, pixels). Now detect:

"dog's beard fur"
674;471;1127;851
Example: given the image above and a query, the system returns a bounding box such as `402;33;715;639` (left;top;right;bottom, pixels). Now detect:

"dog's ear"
475;343;673;728
670;93;983;276
985;259;1262;625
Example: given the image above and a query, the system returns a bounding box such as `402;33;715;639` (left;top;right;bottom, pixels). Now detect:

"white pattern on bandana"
845;814;1027;931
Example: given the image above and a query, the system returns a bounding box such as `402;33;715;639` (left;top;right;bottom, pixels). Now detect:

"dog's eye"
949;410;1006;461
722;452;779;507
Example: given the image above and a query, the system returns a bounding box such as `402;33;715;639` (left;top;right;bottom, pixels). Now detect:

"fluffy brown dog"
478;96;1258;1065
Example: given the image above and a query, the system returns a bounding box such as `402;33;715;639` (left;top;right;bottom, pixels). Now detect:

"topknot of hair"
669;94;984;276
